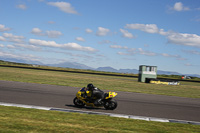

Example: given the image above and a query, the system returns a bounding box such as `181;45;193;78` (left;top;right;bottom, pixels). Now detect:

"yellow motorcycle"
73;88;118;110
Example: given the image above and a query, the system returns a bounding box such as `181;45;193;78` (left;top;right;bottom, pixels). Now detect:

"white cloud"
76;37;85;42
16;4;27;10
160;53;186;60
0;44;4;47
3;33;25;43
0;24;11;32
167;33;200;48
125;23;200;48
116;46;186;60
125;24;159;34
183;50;200;55
110;45;128;49
85;28;93;33
31;28;62;38
117;52;130;55
159;29;168;36
0;36;6;41
48;50;94;60
98;40;112;44
29;39;97;52
173;2;189;11
47;2;78;14
110;44;187;61
31;28;44;36
120;29;135;39
161;53;175;57
0;51;41;62
96;27;110;36
111;45;156;56
138;48;157;56
14;43;41;51
29;39;59;47
7;45;16;49
46;30;62;38
0;51;18;59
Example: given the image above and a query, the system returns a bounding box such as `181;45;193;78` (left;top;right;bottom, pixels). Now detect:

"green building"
138;65;157;82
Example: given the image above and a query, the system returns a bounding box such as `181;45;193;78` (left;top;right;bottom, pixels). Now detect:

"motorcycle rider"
86;83;104;106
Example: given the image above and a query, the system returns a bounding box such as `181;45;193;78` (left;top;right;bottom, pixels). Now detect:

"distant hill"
46;62;93;70
157;70;182;75
0;58;43;65
118;69;138;74
96;67;119;73
96;67;138;74
1;58;200;78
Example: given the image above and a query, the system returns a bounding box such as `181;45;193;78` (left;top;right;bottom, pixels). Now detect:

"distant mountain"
1;58;200;78
0;58;43;65
96;67;138;74
119;69;138;74
96;67;119;73
46;62;93;70
157;70;182;75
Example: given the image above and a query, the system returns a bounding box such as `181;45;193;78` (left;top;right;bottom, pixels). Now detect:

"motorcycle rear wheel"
73;97;85;107
104;99;117;110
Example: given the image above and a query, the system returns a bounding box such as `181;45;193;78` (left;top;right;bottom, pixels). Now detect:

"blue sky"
0;0;200;75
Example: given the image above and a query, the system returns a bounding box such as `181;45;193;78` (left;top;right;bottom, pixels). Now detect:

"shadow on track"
65;104;105;110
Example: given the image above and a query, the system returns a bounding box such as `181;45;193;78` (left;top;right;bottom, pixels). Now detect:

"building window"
145;66;155;72
146;66;150;71
150;67;155;72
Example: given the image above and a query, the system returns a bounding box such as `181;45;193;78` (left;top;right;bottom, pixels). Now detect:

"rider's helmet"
87;83;95;91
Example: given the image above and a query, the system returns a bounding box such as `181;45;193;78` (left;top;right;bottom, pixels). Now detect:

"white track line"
0;102;200;125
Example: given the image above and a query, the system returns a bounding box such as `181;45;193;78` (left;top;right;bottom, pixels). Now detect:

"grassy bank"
0;66;200;98
0;106;199;133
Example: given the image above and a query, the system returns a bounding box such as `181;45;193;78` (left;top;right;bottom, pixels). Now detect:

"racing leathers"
82;86;104;106
91;87;104;106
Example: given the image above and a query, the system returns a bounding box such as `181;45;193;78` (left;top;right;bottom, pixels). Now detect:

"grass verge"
0;66;200;98
0;105;199;133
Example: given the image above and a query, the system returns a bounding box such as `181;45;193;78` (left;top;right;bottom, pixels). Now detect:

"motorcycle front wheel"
73;97;85;107
104;99;117;110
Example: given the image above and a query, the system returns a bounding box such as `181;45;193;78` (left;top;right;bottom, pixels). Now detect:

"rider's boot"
94;99;102;106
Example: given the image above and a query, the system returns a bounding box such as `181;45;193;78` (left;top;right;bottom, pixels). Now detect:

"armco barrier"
0;65;137;78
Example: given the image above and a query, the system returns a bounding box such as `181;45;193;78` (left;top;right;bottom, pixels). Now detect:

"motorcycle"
73;88;118;110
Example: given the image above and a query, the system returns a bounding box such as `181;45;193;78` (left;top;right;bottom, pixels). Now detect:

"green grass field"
0;106;199;133
0;66;200;98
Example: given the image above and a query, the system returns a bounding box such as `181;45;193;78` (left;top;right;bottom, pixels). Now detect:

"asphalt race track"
0;80;200;122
